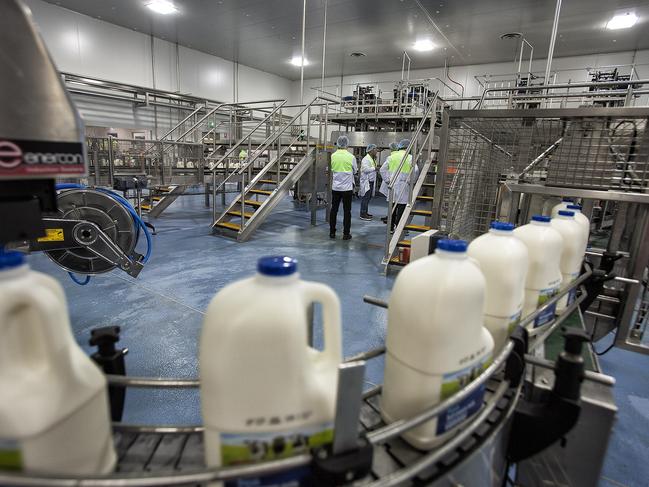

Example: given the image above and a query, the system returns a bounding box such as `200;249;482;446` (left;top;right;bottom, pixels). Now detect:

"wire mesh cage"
436;108;649;240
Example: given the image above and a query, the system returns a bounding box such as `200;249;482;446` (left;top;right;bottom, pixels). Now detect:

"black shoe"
360;214;372;221
329;232;336;239
343;234;352;240
367;213;374;218
381;217;388;224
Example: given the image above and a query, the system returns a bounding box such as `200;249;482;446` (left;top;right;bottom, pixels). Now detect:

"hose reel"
29;187;151;279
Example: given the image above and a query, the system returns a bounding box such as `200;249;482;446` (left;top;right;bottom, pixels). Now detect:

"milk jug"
200;256;342;486
468;222;529;352
513;216;563;328
0;249;116;474
381;239;494;450
566;204;591;243
551;211;586;311
550;198;575;218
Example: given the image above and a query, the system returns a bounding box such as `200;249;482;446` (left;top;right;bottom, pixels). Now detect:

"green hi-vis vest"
388;150;412;173
331;149;354;173
239;149;248;160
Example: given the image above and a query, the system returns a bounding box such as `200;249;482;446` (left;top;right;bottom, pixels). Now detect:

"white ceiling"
43;0;649;80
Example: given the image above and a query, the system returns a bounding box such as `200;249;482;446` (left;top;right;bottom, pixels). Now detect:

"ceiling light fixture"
290;56;309;66
606;12;638;30
412;39;436;52
146;0;178;15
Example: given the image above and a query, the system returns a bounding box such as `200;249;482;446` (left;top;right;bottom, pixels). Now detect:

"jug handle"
0;287;66;367
302;282;343;364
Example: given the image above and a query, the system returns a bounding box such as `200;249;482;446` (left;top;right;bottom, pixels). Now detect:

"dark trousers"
330;190;352;235
391;203;406;231
360;181;374;216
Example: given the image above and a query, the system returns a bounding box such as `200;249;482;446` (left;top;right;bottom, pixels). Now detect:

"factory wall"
23;0;293;133
292;49;649;105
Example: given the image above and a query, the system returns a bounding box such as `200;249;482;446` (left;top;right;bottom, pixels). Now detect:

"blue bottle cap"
0;248;25;270
558;210;575;217
562;197;574;202
531;215;551;223
436;239;468;253
490;221;514;231
567;204;582;210
257;256;297;276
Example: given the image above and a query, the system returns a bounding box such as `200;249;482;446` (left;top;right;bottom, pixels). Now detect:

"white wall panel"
23;0;294;129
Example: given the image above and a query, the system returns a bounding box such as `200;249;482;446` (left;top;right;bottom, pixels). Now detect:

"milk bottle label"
535;285;560;328
436;356;490;435
220;422;333;487
0;439;22;471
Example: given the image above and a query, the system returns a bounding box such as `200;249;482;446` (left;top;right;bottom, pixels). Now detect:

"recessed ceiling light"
290;56;309;66
350;52;366;58
413;39;436;51
606;12;638;30
146;0;178;15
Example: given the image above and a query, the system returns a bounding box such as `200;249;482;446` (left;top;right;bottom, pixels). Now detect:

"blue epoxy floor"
26;191;649;487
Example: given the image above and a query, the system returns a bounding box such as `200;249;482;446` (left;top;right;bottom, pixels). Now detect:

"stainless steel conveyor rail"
0;272;591;486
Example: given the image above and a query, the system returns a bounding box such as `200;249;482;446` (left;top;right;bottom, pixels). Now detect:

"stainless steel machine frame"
431;107;649;355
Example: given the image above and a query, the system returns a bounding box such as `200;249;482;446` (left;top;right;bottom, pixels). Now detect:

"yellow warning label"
37;228;64;242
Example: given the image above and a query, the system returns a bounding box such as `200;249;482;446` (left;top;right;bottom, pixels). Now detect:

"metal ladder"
383;95;442;271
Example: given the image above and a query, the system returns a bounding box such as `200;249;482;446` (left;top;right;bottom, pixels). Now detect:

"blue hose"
54;183;153;284
68;272;91;285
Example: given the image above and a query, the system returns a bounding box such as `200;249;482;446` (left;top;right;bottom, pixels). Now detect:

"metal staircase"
210;96;335;241
140;184;186;218
382;95;442;271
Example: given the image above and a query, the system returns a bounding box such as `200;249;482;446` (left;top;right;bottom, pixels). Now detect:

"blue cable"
54;183;153;283
68;272;91;285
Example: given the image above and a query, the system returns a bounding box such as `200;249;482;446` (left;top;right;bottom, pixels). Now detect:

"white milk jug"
0;250;116;474
468;222;529;352
513;216;564;328
566;204;591;243
200;256;342;486
551;211;587;311
550;198;575;218
382;239;494;450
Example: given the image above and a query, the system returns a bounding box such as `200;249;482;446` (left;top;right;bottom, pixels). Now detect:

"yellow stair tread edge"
215;221;241;230
397;240;411;247
389;257;407;266
152;196;163;201
140;204;152;210
416;195;434;201
411;210;432;216
405;224;432;231
227;210;255;218
244;199;263;207
258;179;278;184
249;189;273;195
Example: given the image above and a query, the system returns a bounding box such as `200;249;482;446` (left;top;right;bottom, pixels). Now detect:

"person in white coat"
386;138;419;232
329;135;358;240
359;144;379;220
380;142;400;224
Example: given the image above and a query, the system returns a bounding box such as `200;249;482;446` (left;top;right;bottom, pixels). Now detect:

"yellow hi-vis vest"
388;150;412;173
331;149;354;173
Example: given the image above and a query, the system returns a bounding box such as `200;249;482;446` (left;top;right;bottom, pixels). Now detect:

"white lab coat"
380;154;418;204
379;153;393;197
359;154;377;196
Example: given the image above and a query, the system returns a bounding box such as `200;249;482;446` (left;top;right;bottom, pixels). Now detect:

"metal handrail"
174;103;227;142
233;96;336;176
476;78;649;108
205;101;287;171
387;94;438;189
158;105;205;141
